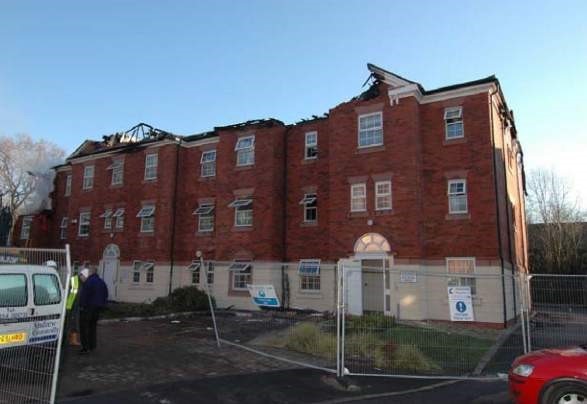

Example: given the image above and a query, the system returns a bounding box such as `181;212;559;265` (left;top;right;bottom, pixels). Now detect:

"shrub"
346;313;395;334
375;343;440;372
344;332;382;359
285;322;336;359
169;286;214;311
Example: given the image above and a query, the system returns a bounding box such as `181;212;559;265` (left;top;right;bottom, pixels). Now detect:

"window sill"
77;235;90;239
235;165;254;171
228;289;249;297
139;231;155;237
199;176;216;182
301;158;318;165
297;291;322;298
232;226;253;232
374;209;393;216
356;145;385;154
348;211;368;218
196;231;214;237
301;221;318;227
110;184;124;189
445;213;471;220
443;137;467;146
142;178;158;184
82;188;93;192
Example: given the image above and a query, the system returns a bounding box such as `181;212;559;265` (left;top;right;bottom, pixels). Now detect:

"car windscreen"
33;274;61;306
0;274;28;307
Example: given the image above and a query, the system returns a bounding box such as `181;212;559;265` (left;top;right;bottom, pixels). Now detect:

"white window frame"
444;106;464;140
144;153;158;181
350;183;367;212
194;203;215;233
113;208;125;230
78;211;91;237
375;180;392;211
109;159;124;186
299;193;317;223
299;259;321;291
189;261;201;284
446;257;476;295
82;165;94;190
200;150;216;177
358;112;383;148
132;261;154;284
60;217;68;240
229;198;253;227
20;216;33;240
235;135;255;167
100;209;113;230
448;179;468;214
304;131;318;159
206;262;214;285
137;204;156;233
229;261;252;291
65;174;72;197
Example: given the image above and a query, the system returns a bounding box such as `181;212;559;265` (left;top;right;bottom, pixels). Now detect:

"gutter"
489;88;508;328
168;140;181;295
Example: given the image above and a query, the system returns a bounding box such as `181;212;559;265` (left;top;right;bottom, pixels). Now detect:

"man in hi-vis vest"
66;265;82;346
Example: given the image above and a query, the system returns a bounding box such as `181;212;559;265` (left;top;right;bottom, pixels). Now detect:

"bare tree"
527;168;585;273
0;134;65;245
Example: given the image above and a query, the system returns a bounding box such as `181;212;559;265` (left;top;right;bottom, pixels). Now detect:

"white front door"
340;259;362;315
102;259;118;301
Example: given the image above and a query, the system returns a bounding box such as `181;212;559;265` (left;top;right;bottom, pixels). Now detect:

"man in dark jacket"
78;267;108;354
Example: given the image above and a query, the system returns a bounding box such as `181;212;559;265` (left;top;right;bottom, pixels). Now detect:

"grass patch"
375;343;441;372
285;322;336;359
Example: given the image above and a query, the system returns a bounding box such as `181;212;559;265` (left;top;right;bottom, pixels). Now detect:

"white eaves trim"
388;82;497;105
182;137;219;148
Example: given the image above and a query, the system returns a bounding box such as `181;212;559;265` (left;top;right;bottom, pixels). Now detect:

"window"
201;150;216;177
0;274;27;307
144;153;158;181
20;216;32;240
133;261;154;284
235;136;255;166
375;181;392;211
305;132;318;159
229;198;253;227
194;203;215;232
350;183;367;212
358;112;383;148
189;261;201;284
299;193;317;223
78;212;91;237
83;165;94;190
33;274;61;305
110;160;124;186
444;107;464;140
447;258;476;295
207;262;214;285
448;179;468;214
65;174;72;196
299;260;321;291
60;217;68;240
100;209;113;230
137;204;155;233
113;208;125;230
229;261;252;290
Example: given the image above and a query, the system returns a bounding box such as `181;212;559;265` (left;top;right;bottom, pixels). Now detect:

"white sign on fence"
448;286;474;321
400;271;417;283
247;285;280;308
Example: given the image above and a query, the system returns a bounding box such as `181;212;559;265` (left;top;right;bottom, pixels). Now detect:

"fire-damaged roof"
67;123;181;161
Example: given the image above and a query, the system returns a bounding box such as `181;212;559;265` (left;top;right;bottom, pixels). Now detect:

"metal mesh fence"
527;274;587;351
207;260;338;373
339;261;526;378
0;247;71;404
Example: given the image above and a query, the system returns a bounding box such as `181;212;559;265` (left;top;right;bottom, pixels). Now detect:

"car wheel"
542;381;587;404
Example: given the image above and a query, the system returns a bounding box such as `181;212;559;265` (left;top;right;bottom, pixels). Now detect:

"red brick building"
20;64;527;325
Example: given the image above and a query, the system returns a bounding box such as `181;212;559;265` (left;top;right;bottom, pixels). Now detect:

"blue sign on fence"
247;285;280;308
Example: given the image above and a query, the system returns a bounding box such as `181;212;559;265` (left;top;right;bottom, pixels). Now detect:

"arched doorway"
102;244;120;301
352;233;392;315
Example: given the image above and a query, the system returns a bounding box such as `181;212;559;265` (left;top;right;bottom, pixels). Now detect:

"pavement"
59;369;511;404
53;314;512;404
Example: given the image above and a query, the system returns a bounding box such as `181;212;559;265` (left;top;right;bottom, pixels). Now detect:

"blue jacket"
79;274;108;308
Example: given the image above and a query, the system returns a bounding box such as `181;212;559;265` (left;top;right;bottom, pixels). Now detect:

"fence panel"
528;274;587;351
207;260;338;373
0;247;71;404
340;261;526;378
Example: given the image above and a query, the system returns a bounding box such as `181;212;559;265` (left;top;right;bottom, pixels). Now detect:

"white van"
0;265;64;352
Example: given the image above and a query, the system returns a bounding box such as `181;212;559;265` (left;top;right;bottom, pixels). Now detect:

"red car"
509;345;587;404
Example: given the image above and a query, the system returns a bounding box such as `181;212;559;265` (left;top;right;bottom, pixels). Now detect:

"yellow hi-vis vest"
66;275;79;310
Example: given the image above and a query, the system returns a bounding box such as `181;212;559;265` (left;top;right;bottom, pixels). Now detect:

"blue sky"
1;0;586;206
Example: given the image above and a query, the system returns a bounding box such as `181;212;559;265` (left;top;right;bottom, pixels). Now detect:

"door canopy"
103;244;120;259
353;233;391;254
